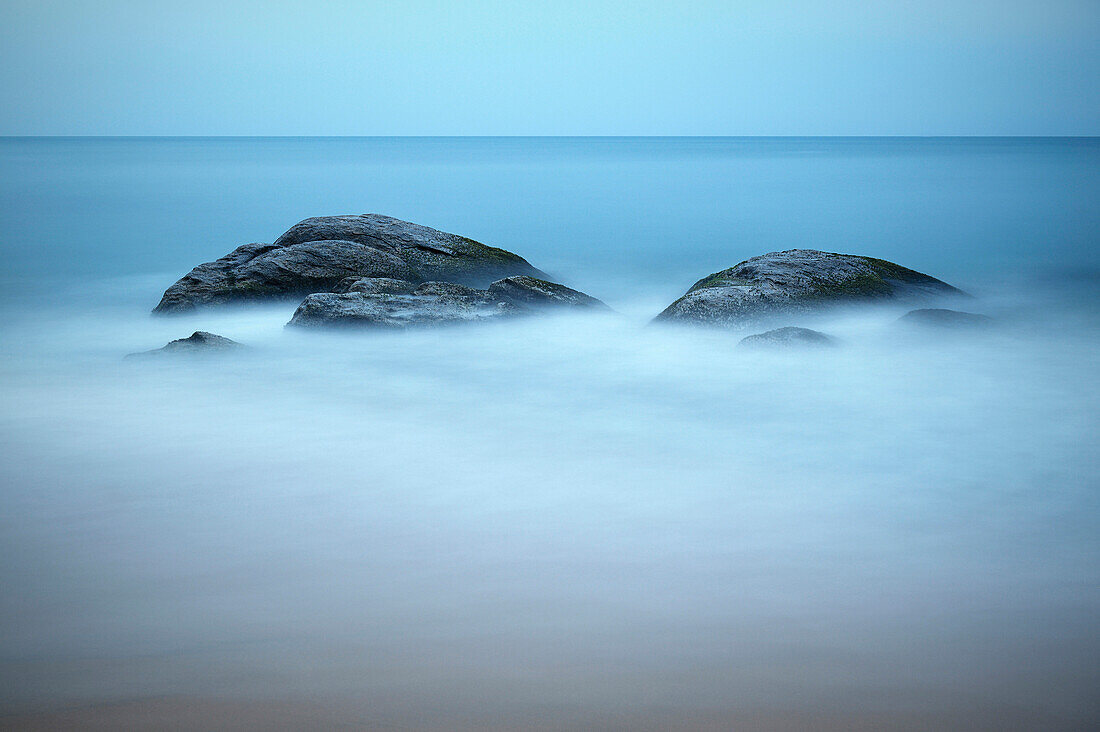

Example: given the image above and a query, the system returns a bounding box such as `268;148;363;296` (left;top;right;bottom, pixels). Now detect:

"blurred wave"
0;138;1098;729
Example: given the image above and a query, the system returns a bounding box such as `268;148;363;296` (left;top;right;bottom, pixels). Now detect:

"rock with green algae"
331;277;419;295
654;249;964;328
153;214;547;313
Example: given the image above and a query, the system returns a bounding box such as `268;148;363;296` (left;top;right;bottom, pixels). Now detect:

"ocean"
1;137;1098;729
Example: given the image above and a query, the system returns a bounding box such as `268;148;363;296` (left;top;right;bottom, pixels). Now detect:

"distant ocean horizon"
2;135;1099;301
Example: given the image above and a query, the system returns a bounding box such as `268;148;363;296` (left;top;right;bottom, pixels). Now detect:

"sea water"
0;137;1098;729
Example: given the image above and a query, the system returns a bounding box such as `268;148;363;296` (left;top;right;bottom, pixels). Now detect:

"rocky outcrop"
126;331;243;358
655;250;964;328
287;276;608;329
897;308;993;329
154;215;547;313
738;326;836;349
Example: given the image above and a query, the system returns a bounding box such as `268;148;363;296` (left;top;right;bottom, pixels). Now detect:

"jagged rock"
898;308;994;329
738;326;836;349
655;249;964;328
287;277;607;329
126;331;243;358
154;215;547;313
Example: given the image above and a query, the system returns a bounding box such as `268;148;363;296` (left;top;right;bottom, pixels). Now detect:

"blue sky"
1;0;1097;135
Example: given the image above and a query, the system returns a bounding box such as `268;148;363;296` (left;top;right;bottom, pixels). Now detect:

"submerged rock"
738;326;836;349
154;214;547;313
898;308;994;329
655;249;963;328
126;331;243;358
287;276;607;329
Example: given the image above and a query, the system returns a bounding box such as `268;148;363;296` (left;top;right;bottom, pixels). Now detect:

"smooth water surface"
0;138;1098;730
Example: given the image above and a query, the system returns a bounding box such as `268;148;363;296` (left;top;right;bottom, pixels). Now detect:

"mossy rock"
656;249;964;328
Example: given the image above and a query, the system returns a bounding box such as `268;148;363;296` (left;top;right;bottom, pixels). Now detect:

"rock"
126;331;243;358
287;277;607;329
332;277;419;295
487;276;610;311
154;215;547;313
898;308;993;329
655;249;964;328
287;293;503;329
738;327;836;349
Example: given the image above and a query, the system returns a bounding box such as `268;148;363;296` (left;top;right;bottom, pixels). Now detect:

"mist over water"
1;138;1098;729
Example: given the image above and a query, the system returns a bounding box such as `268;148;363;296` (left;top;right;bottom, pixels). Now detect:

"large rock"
655;249;964;328
287;276;607;329
154;215;547;313
738;326;836;349
126;331;243;358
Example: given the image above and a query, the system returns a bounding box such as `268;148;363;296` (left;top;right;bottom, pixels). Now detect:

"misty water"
1;138;1098;729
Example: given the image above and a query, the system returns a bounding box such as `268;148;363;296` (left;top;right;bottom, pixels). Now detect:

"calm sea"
0;137;1097;729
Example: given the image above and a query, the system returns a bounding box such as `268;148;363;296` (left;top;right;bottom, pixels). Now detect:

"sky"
0;0;1098;136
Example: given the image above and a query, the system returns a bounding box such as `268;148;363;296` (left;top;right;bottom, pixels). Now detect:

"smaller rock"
898;308;993;329
738;326;836;349
487;276;610;311
126;331;244;358
287;276;609;329
287;288;509;329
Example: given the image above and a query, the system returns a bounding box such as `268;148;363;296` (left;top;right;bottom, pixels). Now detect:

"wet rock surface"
656;249;963;328
287;276;608;329
154;215;547;313
332;277;420;295
486;276;609;310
